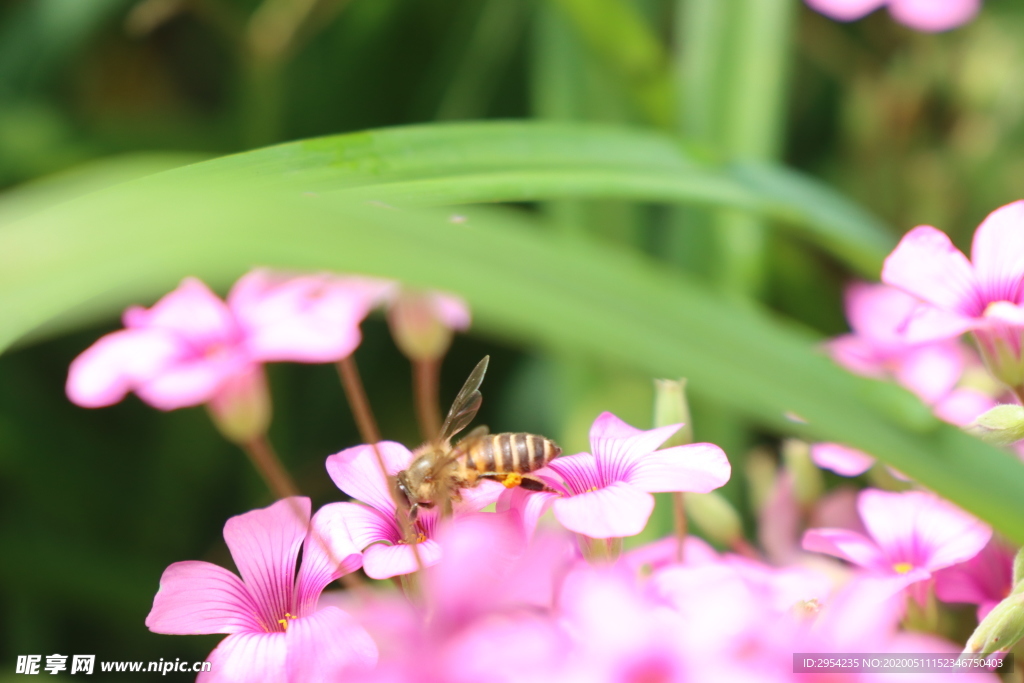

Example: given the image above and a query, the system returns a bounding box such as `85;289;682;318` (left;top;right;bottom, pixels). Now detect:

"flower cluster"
805;0;980;33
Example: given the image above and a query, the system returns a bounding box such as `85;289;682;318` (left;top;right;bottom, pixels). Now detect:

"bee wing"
438;356;489;444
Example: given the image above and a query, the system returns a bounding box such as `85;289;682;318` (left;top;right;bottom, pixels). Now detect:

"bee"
393;356;561;521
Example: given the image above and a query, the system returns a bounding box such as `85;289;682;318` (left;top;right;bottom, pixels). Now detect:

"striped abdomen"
455;433;560;480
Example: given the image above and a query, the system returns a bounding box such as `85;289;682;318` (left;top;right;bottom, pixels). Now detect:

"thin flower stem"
672;492;687;562
241;435;300;499
413;358;442;442
336;355;382;444
336;355;425;572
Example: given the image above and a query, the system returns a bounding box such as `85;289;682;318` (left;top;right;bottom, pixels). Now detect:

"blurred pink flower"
805;0;980;32
882;201;1024;390
827;282;967;404
325;441;502;579
501;412;730;539
67;272;391;411
386;289;471;362
145;497;376;682
340;512;573;683
803;489;991;599
935;538;1016;621
810;442;877;477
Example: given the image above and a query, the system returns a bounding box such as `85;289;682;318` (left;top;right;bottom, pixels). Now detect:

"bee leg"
519;475;556;492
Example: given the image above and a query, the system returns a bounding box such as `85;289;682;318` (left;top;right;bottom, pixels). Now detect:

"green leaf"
122;122;894;274
0;139;1021;540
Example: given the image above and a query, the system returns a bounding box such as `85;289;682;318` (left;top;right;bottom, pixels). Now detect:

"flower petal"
197;632;287;683
845;282;924;350
363;540;442;579
324;502;401;552
804;0;886;21
881;226;978;315
552;482;654;539
810;443;876;477
858;489;992;571
545;453;601;496
135;355;250;410
295;503;365;615
801;528;887;571
429;292;471;330
826;334;887;378
230;270;393;363
125;278;237;347
223;497;310;632
624;442;730;494
973;202;1024;302
285;607;378;680
889;0;979;32
496;486;558;539
325;442;412;515
66;328;181;407
932;388;995;427
900;304;978;344
145;561;262;635
589;412;684;484
893;342;964;404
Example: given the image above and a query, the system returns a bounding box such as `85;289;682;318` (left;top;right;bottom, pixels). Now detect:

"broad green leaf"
67;122;893;274
0;156;1021;540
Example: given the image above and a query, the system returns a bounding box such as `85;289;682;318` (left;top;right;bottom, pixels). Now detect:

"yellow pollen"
893;562;913;575
501;472;523;488
277;612;297;631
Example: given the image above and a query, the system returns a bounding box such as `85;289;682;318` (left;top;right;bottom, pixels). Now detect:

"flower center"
277;612;298;631
893;562;914;575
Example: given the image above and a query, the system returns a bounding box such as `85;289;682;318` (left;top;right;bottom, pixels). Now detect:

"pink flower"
805;0;980;32
810;442;878;477
502;412;730;539
325;441;502;579
882;201;1024;391
935;538;1016;621
67;272;391;411
145;497;376;682
803;489;991;599
827;283;966;404
339;512;573;683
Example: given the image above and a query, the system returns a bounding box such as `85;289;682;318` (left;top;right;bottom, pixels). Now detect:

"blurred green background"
2;0;1024;678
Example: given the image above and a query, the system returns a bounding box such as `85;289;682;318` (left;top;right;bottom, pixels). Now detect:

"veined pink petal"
325;442;412;515
932;388;995;427
223;498;310;634
66;328;181;407
328;502;401;551
284;607;378;680
124;278;238;347
858;489;991;571
146;561;263;635
198;632;287;683
589;413;684;484
546;453;601;495
894;342;964;404
972;202;1024;302
363;539;442;579
552;482;655;539
624;443;730;493
294;503;364;615
135;355;250;410
804;0;887;21
889;0;979;32
881;226;977;315
810;443;876;476
801;528;888;570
